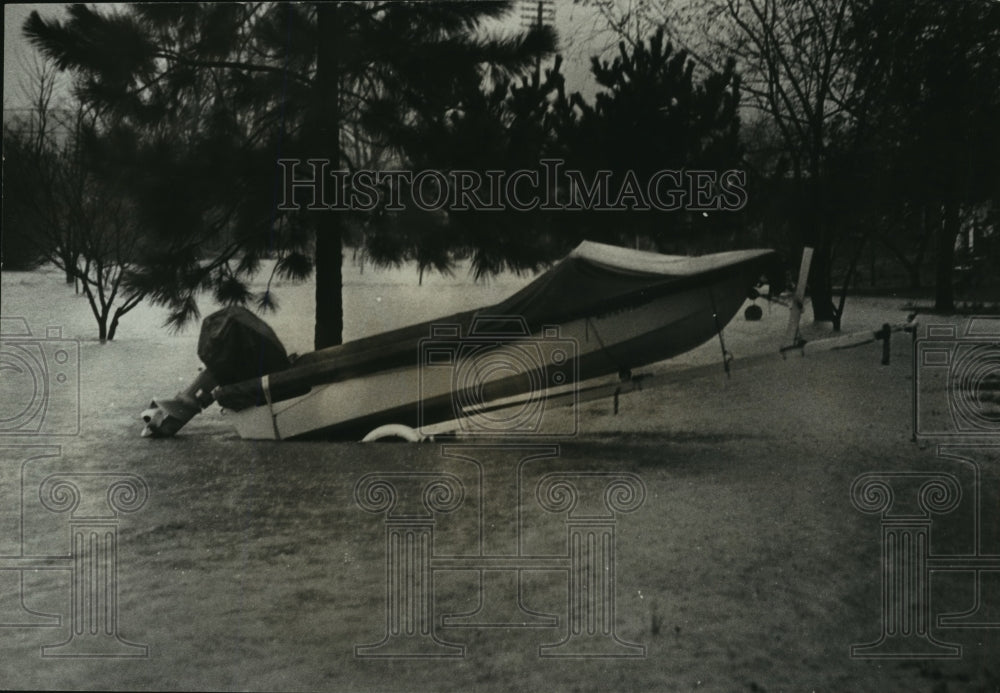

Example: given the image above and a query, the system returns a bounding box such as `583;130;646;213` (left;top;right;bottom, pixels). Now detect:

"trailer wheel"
361;424;426;443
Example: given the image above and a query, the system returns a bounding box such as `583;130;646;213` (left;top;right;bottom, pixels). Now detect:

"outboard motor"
141;306;292;437
141;369;217;437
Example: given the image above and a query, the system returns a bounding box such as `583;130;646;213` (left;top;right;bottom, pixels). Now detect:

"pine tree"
555;29;743;251
25;2;554;347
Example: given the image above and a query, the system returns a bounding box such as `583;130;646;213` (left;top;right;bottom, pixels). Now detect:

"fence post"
881;323;891;365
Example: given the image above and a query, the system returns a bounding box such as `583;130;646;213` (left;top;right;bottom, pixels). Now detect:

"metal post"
881;323;891;365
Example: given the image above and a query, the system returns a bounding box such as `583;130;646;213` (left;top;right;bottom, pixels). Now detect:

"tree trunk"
108;313;121;341
801;162;837;326
313;2;344;350
836;237;868;332
868;241;877;288
935;199;959;312
61;248;76;286
909;205;933;290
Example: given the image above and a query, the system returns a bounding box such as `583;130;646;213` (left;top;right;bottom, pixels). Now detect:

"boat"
141;241;777;440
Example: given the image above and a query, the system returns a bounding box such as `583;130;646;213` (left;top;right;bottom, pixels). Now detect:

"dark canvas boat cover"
210;241;775;410
479;242;775;330
198;306;292;385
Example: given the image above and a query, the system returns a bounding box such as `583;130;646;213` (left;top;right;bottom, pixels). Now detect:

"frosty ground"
2;259;998;692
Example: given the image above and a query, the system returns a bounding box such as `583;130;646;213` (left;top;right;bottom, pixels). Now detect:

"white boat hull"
224;262;757;440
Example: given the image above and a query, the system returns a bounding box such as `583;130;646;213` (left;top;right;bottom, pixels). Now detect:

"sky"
3;1;610;116
4;4;70;111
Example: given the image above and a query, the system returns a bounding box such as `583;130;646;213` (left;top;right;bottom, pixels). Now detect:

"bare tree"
4;64;148;342
690;0;858;326
9;54;83;285
582;0;861;328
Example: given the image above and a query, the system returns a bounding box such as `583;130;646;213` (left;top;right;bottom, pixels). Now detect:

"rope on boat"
585;316;624;375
